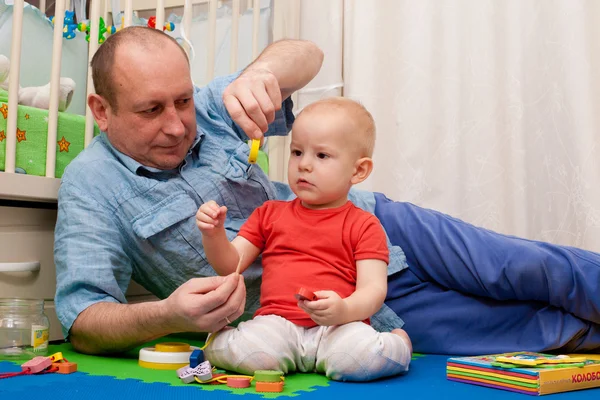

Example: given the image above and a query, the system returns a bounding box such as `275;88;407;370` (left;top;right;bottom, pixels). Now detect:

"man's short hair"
90;26;189;112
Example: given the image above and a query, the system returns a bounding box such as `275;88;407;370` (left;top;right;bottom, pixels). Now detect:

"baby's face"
288;110;360;209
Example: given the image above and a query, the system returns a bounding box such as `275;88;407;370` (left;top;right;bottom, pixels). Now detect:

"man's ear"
351;157;374;185
87;93;110;132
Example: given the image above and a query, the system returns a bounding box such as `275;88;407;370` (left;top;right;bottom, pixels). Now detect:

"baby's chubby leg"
203;315;304;375
316;322;412;382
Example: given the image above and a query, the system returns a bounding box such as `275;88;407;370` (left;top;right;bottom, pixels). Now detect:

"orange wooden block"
255;381;284;393
295;287;317;301
53;361;78;374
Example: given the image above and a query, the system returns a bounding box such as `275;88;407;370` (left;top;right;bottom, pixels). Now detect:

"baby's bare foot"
391;328;413;353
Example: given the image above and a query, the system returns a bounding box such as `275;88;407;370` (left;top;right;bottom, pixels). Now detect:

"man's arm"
247;39;324;101
69;274;246;354
223;39;324;139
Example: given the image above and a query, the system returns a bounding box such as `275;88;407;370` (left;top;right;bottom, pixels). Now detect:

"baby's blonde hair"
299;97;376;157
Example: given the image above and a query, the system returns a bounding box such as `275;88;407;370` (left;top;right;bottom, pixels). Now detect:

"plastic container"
0;298;50;360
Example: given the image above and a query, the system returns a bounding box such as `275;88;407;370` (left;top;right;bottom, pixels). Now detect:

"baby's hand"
196;200;228;236
297;290;348;326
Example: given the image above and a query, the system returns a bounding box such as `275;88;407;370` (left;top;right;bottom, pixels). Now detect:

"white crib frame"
0;0;300;202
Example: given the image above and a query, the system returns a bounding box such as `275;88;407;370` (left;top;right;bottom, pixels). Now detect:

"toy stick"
235;253;244;275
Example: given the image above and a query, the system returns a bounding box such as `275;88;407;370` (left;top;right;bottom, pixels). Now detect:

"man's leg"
386;268;600;354
374;193;600;324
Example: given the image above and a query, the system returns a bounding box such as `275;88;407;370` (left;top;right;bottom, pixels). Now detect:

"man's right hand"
196;200;228;236
164;273;246;333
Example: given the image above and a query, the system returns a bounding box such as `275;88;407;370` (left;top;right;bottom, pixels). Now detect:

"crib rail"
0;0;300;202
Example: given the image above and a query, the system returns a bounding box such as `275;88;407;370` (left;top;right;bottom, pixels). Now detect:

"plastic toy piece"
227;376;252;388
254;370;284;382
176;360;213;383
194;360;213;382
255;381;284;393
139;342;199;370
155;342;191;352
294;288;317;302
53;361;78;374
21;356;52;374
176;365;197;384
248;139;260;163
189;349;204;368
49;352;64;362
147;16;176;32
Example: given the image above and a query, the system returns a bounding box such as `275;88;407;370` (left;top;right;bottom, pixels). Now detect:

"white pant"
204;315;411;382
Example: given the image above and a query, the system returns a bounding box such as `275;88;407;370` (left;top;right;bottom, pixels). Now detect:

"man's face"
103;42;196;170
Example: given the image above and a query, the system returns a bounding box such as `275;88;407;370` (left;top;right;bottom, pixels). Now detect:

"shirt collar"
99;131;203;178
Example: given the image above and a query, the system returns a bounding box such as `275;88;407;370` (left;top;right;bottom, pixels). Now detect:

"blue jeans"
374;193;600;355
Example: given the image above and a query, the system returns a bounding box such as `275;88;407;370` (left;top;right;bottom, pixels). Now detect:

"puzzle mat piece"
1;347;429;399
1;340;330;398
0;374;244;400
5;355;599;400
0;365;331;400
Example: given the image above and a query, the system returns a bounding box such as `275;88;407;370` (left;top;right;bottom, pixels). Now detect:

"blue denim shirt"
54;73;407;337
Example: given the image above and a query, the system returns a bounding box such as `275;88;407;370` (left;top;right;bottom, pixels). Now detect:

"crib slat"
252;0;260;59
45;0;67;178
156;0;165;31
124;0;133;27
230;0;240;73
85;0;102;147
104;0;110;25
182;0;193;61
206;0;217;83
4;0;24;174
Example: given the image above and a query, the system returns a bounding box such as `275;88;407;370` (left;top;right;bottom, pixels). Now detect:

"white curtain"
301;0;600;252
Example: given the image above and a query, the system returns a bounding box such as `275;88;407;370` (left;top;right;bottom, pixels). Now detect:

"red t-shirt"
238;198;389;327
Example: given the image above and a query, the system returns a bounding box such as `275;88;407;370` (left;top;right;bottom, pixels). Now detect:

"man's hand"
196;201;227;236
222;68;282;140
164;273;246;333
297;290;349;326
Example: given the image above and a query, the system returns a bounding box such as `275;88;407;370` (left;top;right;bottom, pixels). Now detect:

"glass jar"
0;298;50;360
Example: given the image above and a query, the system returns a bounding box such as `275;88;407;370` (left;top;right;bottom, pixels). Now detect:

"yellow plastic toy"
138;342;200;370
248;139;260;164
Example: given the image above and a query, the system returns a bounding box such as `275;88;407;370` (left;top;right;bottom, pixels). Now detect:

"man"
55;26;600;355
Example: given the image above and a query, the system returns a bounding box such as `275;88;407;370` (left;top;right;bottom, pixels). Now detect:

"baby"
196;97;412;381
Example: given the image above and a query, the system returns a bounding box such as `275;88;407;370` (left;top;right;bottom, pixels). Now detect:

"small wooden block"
189;349;204;368
55;362;78;374
227;377;251;388
294;288;317;301
22;356;52;373
254;370;284;382
255;381;284;393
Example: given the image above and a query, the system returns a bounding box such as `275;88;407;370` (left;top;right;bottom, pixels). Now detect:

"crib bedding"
0;91;98;178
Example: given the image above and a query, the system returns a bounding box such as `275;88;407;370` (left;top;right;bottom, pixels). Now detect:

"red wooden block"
295;287;317;301
227;377;251;388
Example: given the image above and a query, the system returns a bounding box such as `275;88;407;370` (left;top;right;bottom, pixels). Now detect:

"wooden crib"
0;0;301;341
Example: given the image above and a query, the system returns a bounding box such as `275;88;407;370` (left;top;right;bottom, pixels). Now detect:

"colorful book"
447;352;600;396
